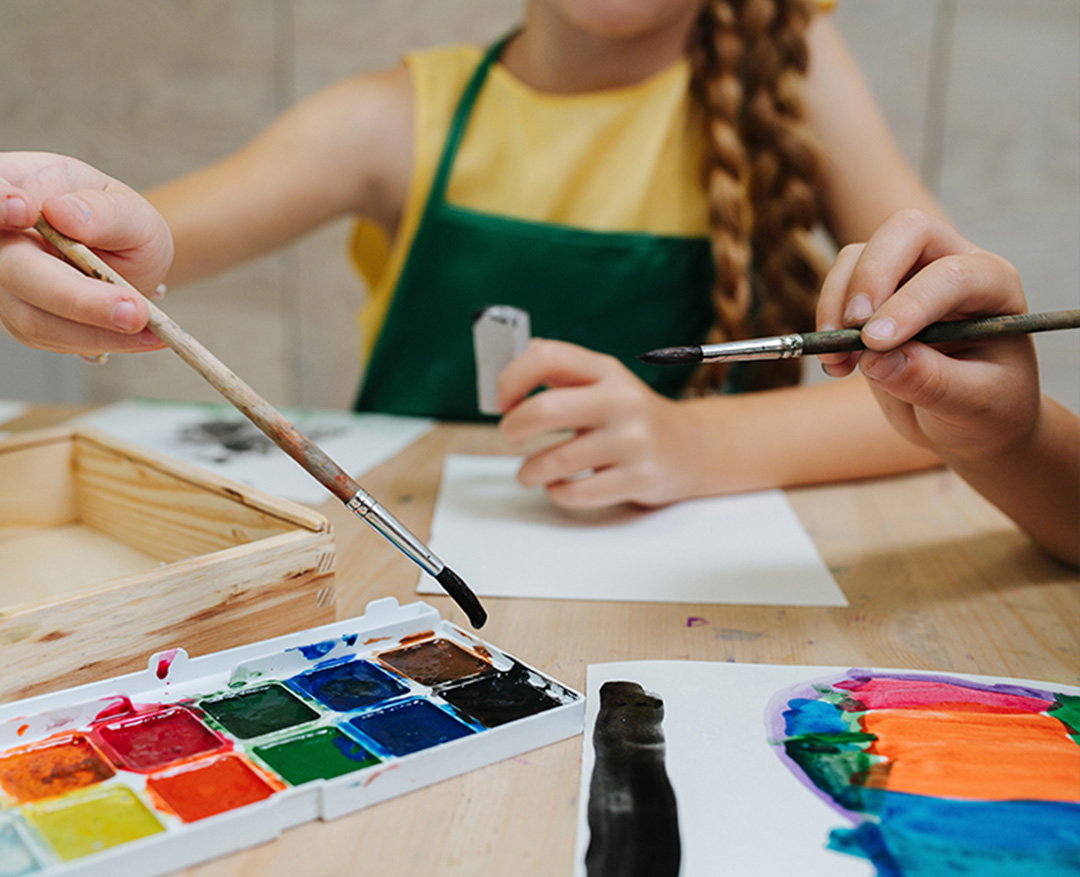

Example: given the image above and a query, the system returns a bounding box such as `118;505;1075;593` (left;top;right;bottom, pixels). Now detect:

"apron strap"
427;33;516;204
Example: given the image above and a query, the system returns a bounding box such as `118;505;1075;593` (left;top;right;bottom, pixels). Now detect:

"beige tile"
939;0;1079;406
832;0;939;175
1;1;293;405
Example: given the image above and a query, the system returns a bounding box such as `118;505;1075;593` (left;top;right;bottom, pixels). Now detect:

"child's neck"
503;9;696;94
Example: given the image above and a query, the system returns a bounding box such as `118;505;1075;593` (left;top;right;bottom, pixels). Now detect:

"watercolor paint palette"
0;598;583;876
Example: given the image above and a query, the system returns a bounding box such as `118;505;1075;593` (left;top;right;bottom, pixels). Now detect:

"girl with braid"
1;0;947;510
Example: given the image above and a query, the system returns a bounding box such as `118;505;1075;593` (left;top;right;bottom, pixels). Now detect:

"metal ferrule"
700;333;804;362
346;490;444;577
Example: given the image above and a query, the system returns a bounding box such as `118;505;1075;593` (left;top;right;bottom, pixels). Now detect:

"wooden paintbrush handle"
33;218;360;502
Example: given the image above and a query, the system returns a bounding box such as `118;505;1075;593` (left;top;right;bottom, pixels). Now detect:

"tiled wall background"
1;0;1077;411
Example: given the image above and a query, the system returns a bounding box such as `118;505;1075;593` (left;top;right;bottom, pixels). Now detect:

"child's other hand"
496;339;698;509
816;208;1039;464
0;152;172;356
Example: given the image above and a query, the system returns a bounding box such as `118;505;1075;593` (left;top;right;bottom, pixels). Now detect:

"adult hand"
816;209;1039;464
0;151;172;355
496;339;699;509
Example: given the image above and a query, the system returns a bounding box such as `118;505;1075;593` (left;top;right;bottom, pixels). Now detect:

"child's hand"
816;209;1040;466
0;152;172;356
496;339;698;509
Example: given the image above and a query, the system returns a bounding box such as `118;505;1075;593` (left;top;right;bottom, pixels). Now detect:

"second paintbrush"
639;309;1080;365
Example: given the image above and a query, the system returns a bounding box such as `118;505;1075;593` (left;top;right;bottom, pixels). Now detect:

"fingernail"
138;328;162;346
111;300;140;330
863;317;897;342
842;295;873;326
861;349;907;382
1;195;30;226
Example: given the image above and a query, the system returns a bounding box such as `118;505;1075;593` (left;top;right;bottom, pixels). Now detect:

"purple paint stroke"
686;617;709;628
837;669;1059;704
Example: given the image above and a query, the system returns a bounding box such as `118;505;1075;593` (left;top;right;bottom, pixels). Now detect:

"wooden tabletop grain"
7;408;1078;876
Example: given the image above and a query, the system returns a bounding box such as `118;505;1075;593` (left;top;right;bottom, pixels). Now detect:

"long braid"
743;0;825;389
688;0;826;393
687;0;753;394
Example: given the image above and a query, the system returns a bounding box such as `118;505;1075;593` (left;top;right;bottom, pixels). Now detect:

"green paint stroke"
1048;694;1079;743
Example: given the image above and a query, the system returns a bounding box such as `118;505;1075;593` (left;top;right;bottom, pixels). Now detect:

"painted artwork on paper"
576;662;1079;877
769;671;1080;876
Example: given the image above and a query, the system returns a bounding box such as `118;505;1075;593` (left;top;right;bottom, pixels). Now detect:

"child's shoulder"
403;43;484;80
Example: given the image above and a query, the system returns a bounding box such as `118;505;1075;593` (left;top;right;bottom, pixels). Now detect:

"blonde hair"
688;0;826;393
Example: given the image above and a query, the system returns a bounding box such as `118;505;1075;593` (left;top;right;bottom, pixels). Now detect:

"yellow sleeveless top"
351;44;710;359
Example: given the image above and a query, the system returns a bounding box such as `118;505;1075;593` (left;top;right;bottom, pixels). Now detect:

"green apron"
354;37;715;421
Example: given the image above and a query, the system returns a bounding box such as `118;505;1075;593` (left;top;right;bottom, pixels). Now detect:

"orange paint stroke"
861;708;1080;803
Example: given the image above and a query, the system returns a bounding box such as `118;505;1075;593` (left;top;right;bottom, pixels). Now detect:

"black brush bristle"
637;345;702;366
435;566;488;628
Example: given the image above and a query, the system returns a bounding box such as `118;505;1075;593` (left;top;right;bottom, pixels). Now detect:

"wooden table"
6;406;1079;876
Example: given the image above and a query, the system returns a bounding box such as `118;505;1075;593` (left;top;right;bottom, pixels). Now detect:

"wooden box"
0;426;336;703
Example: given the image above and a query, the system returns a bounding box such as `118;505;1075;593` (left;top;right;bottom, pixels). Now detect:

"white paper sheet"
418;455;846;606
574;661;1079;877
76;399;432;504
0;400;27;426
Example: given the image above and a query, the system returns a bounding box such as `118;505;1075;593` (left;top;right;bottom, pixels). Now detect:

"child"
1;0;944;506
815;209;1079;566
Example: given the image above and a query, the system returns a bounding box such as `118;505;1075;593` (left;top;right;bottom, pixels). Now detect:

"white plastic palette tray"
0;598;584;876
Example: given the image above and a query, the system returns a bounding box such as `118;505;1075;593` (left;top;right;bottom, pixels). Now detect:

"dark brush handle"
802;309;1080;355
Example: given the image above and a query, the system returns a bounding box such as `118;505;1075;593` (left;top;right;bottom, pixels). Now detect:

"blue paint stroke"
829;792;1080;877
782;698;850;737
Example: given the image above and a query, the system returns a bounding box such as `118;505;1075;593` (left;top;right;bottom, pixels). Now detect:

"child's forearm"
942;397;1080;566
676;375;942;497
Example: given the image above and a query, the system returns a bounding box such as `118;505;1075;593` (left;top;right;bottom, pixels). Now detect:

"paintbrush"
15;193;487;628
638;309;1080;365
